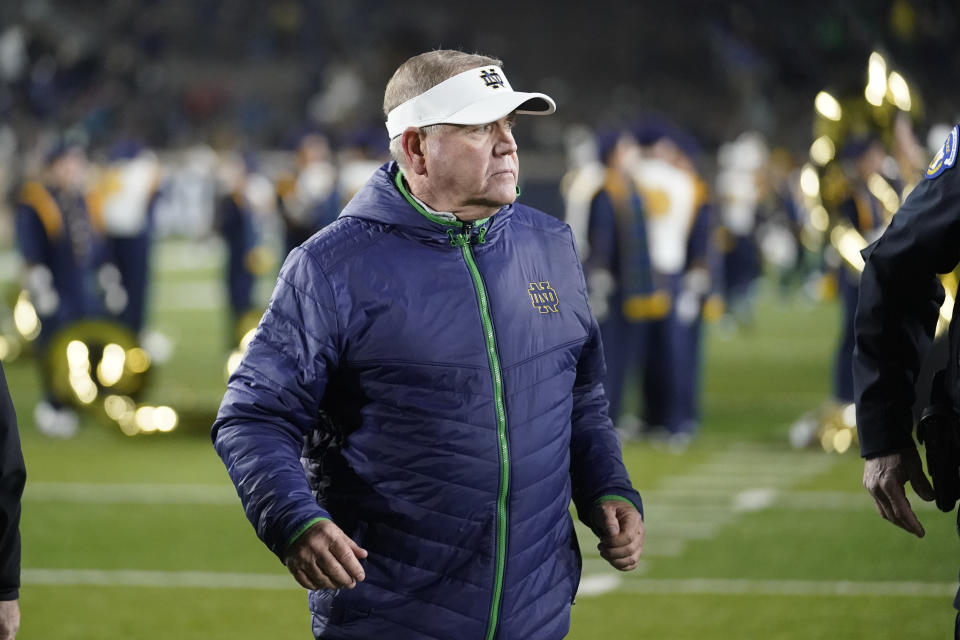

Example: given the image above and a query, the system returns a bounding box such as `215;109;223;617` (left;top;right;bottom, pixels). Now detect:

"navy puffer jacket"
213;162;642;639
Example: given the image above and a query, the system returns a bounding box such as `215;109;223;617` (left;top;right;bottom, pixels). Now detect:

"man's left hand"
591;500;644;571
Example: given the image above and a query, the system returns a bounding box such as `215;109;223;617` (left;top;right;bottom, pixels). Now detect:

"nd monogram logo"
480;68;505;89
528;281;559;313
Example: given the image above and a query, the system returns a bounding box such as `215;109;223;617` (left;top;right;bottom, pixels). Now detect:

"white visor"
385;65;556;139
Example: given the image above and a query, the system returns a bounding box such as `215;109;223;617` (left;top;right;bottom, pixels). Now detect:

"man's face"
422;115;519;215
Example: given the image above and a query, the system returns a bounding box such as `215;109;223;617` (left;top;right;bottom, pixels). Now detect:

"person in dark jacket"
581;128;656;433
854;123;960;637
213;49;645;640
0;364;26;640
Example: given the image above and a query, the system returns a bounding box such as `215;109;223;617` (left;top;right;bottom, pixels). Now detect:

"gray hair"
384;49;503;167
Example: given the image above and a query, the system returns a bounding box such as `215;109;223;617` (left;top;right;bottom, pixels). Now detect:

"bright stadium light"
814;91;842;121
97;343;127;387
13;292;41;341
887;71;912;111
66;340;90;371
809;205;830;233
800;165;820;198
865;52;887;106
809;136;835;166
135;406;157;433
69;372;98;405
154;406;178;433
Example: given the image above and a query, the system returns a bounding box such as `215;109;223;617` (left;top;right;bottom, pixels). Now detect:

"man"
834;136;891;407
16;139;109;437
213;50;644;639
0;363;26;640
631;122;718;449
566;128;657;433
854;123;958;635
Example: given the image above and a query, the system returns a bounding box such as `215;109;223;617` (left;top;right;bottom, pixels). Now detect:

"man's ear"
402;128;428;176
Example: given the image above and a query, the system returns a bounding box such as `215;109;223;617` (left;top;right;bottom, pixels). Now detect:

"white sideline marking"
576;574;622;597
617;578;957;598
23;569;297;590
22;569;956;599
24;482;239;505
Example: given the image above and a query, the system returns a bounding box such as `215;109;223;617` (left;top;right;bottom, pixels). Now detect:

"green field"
4;240;956;639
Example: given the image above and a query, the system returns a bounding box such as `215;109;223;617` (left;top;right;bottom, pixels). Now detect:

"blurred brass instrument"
7;290;178;436
791;51;933;453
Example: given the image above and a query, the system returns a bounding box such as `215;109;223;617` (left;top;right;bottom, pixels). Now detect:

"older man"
213;49;644;640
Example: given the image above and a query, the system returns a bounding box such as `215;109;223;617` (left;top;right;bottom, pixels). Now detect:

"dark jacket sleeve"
854;167;960;458
212;246;339;560
0;364;25;600
567;232;643;525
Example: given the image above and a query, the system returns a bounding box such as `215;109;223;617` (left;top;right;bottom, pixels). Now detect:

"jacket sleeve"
567;231;644;525
0;364;25;601
212;246;339;560
854;169;960;458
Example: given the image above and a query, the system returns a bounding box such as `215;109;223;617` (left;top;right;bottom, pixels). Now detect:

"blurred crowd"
1;0;959;448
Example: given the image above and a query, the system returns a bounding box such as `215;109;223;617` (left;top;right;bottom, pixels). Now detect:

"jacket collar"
339;162;513;247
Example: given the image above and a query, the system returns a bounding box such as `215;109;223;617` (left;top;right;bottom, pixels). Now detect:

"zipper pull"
476;224;489;244
457;221;473;247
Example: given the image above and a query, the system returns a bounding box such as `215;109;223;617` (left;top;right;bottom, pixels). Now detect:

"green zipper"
394;170;508;639
455;228;509;640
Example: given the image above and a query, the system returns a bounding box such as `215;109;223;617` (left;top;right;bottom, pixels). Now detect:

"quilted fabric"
213;162;642;639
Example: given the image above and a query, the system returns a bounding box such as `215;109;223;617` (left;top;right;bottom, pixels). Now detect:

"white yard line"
23;569;296;590
615;578;957;598
24;482;239;505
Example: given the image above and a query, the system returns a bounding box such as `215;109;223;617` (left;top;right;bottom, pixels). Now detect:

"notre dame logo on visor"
529;282;559;313
480;68;505;89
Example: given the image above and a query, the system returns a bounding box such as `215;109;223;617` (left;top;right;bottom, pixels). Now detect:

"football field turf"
4;240;956;639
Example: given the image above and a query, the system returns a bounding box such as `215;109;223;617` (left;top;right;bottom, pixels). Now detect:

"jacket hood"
339;162;513;245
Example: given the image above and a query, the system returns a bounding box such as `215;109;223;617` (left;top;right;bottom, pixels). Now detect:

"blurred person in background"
631;120;721;450
832;135;892;407
336;125;391;203
0;363;24;640
715;131;768;328
213;151;276;342
87;140;162;336
276;131;341;257
213;49;644;640
564;127;657;437
15;137;112;437
854;122;960;639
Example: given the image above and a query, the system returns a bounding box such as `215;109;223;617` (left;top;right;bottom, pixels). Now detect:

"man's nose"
494;125;518;155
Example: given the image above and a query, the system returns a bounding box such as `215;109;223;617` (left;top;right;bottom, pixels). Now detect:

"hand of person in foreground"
591;500;644;571
0;599;19;640
863;446;935;538
285;519;368;590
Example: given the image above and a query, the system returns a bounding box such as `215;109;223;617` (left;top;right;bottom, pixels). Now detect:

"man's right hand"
863;446;935;538
284;519;368;590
